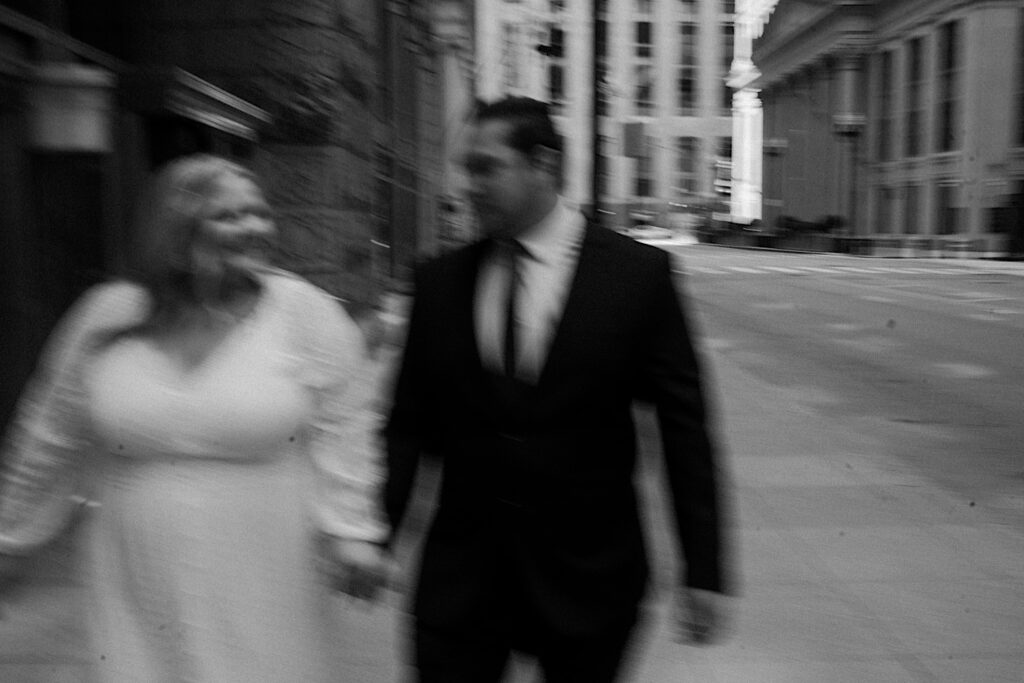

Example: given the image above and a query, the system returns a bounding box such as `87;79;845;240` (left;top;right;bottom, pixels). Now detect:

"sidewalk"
2;340;1022;682
619;348;1024;682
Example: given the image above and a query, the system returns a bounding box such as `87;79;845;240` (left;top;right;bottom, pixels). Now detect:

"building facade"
0;0;451;429
373;0;477;287
751;0;1024;255
475;0;737;229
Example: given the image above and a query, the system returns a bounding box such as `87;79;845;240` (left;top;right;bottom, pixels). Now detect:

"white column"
731;88;762;220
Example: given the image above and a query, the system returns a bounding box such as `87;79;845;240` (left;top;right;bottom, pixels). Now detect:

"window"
936;21;962;152
674;137;699;197
635;22;652;58
715;137;732;196
936;182;959;234
722;0;735;15
905;185;920;234
875;187;894;233
876;51;895;161
904;38;924;157
718;137;733;161
633;22;655;114
635;0;653;12
545;25;566;111
721;22;735;113
634;64;655;114
677;22;698;114
548;63;564;109
548;26;565;58
635;137;654;197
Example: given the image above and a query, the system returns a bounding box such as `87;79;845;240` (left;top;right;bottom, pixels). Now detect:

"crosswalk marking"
762;266;804;274
675;266;1019;278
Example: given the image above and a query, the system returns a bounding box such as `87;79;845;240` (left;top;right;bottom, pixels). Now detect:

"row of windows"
875;20;962;160
544;0;733;16
875;180;1023;236
874;184;953;235
633;1;732;13
630;136;730;198
546;21;734;116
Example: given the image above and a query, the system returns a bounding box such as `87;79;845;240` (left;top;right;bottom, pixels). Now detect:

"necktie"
502;240;525;377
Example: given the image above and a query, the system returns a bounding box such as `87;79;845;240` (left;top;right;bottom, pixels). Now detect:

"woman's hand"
319;537;390;604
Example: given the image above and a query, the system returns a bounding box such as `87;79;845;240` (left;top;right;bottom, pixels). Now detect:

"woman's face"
190;173;277;291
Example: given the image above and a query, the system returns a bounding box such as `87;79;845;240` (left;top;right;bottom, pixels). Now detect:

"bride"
0;154;389;682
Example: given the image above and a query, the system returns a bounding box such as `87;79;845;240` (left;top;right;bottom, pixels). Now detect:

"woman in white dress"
0;155;390;682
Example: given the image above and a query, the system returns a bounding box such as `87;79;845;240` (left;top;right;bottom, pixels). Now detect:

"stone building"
374;0;476;286
0;0;463;427
750;0;1024;256
475;0;738;229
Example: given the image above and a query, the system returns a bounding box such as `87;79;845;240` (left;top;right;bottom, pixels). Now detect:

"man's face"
461;119;542;240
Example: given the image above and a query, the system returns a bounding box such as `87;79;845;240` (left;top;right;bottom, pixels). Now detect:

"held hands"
674;587;728;645
319;537;391;604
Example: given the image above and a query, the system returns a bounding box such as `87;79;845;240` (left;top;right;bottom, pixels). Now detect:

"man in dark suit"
383;97;730;682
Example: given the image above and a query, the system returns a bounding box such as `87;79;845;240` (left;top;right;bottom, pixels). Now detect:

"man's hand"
674;587;728;645
320;537;390;604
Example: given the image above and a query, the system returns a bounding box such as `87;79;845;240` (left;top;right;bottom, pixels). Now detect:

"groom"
383;96;730;682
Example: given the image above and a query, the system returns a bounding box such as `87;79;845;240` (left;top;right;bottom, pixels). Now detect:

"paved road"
671;246;1024;519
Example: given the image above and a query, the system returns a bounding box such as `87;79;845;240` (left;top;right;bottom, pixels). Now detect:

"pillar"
832;52;866;234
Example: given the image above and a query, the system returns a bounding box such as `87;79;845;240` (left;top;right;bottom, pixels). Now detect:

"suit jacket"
384;222;725;639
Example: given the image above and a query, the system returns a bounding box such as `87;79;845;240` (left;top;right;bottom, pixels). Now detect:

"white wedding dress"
0;272;388;682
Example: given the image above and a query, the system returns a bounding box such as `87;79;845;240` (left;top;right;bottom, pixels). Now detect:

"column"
732;87;762;220
832;52;866;234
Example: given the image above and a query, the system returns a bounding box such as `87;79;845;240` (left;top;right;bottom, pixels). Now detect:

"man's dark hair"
473;96;563;157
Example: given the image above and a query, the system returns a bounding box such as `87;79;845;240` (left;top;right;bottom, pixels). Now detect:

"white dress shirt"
475;198;587;383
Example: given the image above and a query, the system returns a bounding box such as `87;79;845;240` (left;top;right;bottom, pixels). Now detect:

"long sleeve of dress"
288;280;390;545
0;284;143;556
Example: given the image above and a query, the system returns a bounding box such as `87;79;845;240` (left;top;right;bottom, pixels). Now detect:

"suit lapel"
453;240;489;376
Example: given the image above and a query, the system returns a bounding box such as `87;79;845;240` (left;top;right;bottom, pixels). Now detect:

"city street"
676;245;1024;520
2;246;1022;682
627;245;1023;682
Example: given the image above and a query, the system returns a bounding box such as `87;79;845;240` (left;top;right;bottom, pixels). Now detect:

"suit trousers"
413;609;640;683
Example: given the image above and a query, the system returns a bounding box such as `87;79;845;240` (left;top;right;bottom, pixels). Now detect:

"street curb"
697;241;1024;267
